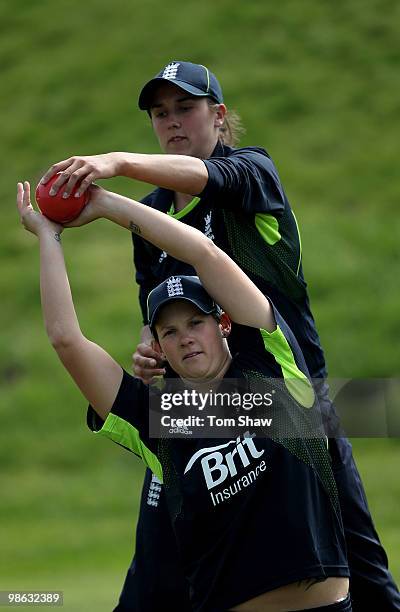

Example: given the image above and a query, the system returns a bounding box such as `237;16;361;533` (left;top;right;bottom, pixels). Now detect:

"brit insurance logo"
162;62;180;80
184;432;267;507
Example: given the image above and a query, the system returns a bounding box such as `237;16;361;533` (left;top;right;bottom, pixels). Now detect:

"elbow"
46;323;81;354
194;236;220;268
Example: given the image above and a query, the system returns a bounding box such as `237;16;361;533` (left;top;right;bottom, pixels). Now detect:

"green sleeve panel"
92;412;163;482
254;213;282;245
168;197;201;219
260;327;315;408
291;210;303;275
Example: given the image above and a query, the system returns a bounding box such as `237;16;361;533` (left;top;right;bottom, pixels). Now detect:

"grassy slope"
1;0;399;608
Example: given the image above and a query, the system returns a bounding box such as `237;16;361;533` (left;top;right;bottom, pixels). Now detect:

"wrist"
95;189;115;219
115;152;134;177
118;152;140;179
89;185;114;218
37;226;62;242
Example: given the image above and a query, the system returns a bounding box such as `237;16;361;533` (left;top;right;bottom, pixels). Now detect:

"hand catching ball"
35;175;89;223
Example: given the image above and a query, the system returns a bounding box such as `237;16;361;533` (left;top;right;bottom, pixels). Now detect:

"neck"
172;138;220;212
173;192;195;212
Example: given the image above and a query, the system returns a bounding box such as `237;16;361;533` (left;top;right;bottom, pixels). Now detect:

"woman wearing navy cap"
17;179;352;611
40;61;399;612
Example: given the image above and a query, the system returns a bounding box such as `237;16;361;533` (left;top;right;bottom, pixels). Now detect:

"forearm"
97;190;275;330
38;230;81;347
100;190;210;268
117;152;208;195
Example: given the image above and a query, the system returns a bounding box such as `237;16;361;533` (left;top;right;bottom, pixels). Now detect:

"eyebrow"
158;313;205;331
150;96;198;110
158;323;176;332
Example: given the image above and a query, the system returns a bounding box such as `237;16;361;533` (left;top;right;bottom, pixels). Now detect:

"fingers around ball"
47;158;83;195
74;173;95;197
41;158;74;186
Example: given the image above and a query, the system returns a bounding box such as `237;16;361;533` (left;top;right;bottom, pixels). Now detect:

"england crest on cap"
161;62;180;80
167;277;184;297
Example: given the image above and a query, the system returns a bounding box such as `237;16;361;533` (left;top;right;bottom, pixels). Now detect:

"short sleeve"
87;370;163;481
201;147;286;215
232;300;315;410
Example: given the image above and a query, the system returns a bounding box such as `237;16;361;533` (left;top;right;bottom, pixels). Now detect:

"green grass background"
1;0;399;609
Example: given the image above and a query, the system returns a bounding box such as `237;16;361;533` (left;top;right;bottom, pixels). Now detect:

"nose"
167;112;181;129
179;332;194;347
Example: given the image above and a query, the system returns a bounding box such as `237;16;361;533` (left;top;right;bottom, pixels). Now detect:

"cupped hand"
132;342;166;385
63;183;107;228
16;182;62;237
39;152;122;198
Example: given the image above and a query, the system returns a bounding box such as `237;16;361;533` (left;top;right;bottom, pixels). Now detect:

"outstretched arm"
76;187;276;332
40;152;208;199
16;182;122;419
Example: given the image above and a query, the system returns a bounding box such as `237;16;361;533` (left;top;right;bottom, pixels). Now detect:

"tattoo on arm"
129;221;141;235
54;232;62;242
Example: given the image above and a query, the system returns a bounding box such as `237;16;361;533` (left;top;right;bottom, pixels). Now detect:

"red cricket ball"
35;174;89;223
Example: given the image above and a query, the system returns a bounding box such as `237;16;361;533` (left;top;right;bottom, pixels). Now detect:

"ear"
219;312;232;338
214;103;227;128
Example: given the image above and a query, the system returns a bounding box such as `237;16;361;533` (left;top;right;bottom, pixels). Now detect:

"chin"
179;364;208;380
182;367;205;379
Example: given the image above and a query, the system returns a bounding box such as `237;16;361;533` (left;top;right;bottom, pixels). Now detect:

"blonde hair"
208;100;246;147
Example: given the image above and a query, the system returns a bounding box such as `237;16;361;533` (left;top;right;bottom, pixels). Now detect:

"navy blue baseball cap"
147;275;222;332
138;61;224;110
